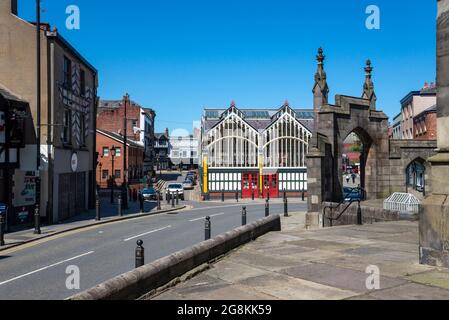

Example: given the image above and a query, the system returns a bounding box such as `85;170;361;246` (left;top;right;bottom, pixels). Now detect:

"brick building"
414;105;437;141
96;129;144;189
0;1;98;225
98;98;155;174
400;83;437;140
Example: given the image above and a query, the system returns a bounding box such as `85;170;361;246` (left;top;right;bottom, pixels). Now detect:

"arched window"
205;112;259;168
262;112;311;168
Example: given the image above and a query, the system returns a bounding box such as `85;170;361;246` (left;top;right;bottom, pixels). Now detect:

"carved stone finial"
365;59;373;76
363;59;376;109
317;47;325;64
313;47;329;110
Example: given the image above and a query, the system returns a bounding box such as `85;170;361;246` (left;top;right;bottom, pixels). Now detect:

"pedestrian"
352;173;356;185
346;174;350;184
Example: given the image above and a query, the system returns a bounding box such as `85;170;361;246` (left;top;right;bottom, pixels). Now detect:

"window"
115;170;121;179
208;172;242;192
103;147;109;157
80;113;86;146
63;109;72;144
173;151;179;157
115;147;121;157
63;56;72;89
80;69;86;96
279;171;307;192
131;120;138;128
102;170;109;179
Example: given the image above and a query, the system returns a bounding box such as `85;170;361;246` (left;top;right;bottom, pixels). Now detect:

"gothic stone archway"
309;95;390;208
305;50;438;225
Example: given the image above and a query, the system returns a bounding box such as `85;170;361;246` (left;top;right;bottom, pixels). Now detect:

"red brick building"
413;105;437;141
96;129;144;189
97;98;156;173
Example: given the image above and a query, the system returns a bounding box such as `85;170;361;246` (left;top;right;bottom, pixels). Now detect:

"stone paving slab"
366;283;449;300
149;214;449;300
406;270;449;290
280;262;406;294
237;273;356;300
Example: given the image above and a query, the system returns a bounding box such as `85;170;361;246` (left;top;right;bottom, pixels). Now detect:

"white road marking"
0;251;95;287
123;225;172;242
189;213;225;222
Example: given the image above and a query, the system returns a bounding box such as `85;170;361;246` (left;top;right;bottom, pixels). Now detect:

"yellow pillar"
203;156;208;194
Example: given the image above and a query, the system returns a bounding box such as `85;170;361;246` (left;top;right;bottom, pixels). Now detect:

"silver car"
166;183;184;201
182;179;194;190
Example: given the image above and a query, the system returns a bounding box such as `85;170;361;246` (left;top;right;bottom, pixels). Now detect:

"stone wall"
321;201;405;227
388;140;437;196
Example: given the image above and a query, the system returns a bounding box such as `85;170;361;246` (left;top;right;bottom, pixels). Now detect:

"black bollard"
166;192;170;204
96;197;101;221
157;191;161;210
252;189;255;201
265;199;270;217
205;216;211;240
176;190;179;205
171;192;175;208
135;240;145;268
118;195;122;216
284;196;288;217
236;192;239;203
242;206;247;226
139;192;144;213
222;190;225;202
302;191;305;201
0;215;5;246
357;201;363;225
34;204;41;235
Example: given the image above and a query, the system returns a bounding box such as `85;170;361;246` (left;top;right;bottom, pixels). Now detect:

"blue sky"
19;0;437;133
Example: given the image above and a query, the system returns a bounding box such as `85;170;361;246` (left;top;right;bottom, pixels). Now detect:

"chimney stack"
11;0;18;15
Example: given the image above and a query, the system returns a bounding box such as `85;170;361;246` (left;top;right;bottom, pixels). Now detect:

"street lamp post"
34;0;42;234
110;146;116;204
122;94;129;210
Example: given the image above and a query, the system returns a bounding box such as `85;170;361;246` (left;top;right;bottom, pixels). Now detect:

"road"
0;200;306;300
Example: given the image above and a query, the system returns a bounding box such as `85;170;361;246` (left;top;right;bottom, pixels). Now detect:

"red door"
242;173;258;199
263;175;279;199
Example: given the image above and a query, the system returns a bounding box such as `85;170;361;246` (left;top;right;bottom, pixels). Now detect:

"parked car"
166;183;185;201
186;172;197;185
141;187;162;201
343;187;363;202
182;179;194;190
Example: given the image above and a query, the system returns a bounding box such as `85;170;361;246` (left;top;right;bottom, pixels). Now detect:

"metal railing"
322;187;365;227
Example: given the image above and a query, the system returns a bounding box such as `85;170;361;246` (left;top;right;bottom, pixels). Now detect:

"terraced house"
0;0;98;226
201;102;313;199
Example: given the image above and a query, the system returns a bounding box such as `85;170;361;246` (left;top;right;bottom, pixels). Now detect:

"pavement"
151;214;449;300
